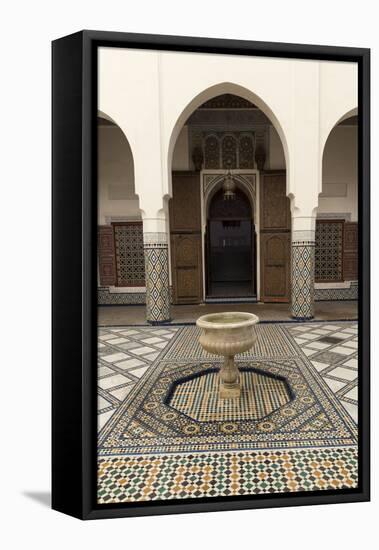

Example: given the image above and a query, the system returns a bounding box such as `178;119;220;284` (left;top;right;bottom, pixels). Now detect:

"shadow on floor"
22;491;51;508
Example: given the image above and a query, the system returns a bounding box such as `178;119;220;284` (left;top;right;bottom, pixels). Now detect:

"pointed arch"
166;82;290;196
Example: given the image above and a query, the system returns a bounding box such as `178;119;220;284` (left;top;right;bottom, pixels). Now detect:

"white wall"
265;124;358;221
319;125;358;221
98;125;141;224
98;48;358;226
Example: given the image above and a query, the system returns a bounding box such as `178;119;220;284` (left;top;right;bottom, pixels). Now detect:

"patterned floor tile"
98;447;358;503
332;346;356;356
98;373;131;390
327;366;357;381
310;351;347;365
115;358;145;370
97;321;359;504
324;379;347;392
288;321;358;420
110;386;133;401
97;326;179;432
103;352;129;363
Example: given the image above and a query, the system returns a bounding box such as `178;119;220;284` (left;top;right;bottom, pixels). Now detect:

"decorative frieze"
202;131;256;170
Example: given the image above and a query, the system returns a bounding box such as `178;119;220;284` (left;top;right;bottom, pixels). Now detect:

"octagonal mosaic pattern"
166;368;292;422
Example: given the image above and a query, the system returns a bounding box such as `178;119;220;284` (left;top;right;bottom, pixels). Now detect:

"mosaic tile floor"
97;321;358;503
97;326;179;430
287;323;358;423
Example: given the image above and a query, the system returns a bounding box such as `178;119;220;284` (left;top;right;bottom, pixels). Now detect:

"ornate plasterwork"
202;172;257;219
200;131;256;170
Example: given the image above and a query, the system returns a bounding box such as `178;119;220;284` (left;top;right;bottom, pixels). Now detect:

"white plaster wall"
98;48;358;228
98;125;140;224
319;125;358;221
319;61;358;153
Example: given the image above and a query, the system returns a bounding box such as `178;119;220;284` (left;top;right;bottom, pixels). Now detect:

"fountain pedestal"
196;312;259;399
220;356;241;398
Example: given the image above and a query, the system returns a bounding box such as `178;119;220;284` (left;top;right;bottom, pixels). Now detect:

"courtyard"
97;320;358;503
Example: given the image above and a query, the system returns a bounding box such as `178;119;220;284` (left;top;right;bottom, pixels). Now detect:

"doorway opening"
206;186;256;299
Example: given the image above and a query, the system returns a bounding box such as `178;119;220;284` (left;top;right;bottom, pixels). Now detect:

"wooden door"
260;172;291;302
98;225;116;286
343;222;358;280
169;172;202;304
171;234;202;304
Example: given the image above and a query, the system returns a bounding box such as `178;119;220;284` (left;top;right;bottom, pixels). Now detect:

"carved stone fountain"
196;312;259;398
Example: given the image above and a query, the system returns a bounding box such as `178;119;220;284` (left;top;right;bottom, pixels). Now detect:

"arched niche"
319;112;358;221
97;113;140;224
167;82;289;197
204;173;256;223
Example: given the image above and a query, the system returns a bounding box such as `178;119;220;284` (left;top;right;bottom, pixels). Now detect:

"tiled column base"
143;232;171;324
291;239;315;319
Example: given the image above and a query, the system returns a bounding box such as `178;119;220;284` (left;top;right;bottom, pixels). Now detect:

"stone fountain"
196;312;259;399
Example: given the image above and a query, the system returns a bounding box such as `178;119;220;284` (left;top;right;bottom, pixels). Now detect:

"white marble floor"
287;321;358;422
97;326;179;430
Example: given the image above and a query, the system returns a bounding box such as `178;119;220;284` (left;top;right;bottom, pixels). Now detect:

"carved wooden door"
260;172;291;302
343;222;358;280
171;234;202;304
98;225;116;286
169;172;202;304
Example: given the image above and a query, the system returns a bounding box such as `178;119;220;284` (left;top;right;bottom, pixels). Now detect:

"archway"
167;82;290;196
206;184;255;298
315;113;358;301
97;114;146;304
168;88;290;304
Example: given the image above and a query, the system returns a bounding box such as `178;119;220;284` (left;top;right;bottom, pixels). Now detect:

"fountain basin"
196;312;259;399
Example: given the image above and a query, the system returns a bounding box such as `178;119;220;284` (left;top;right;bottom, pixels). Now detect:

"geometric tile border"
98;446;358;503
315;282;358;301
98;287;146;305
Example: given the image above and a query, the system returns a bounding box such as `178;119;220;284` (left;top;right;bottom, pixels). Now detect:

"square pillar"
143;231;171;324
291;225;316;320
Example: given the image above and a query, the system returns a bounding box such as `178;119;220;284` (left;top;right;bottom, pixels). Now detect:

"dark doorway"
206;187;255;298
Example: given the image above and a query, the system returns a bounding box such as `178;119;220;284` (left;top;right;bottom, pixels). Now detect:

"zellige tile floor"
98;321;358;430
97;326;179;430
287;322;358;422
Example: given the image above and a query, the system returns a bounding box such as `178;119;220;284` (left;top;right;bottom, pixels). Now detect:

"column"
143;217;171;324
291;217;316;320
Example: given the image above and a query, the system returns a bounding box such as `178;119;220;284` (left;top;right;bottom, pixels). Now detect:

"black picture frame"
52;30;370;520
